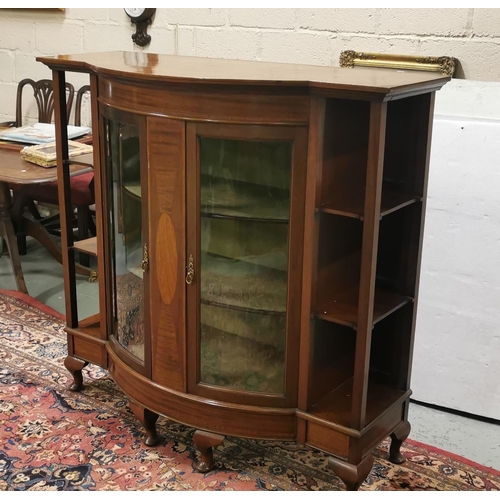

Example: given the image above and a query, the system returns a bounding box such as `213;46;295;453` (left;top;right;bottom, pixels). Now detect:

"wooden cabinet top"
38;51;450;100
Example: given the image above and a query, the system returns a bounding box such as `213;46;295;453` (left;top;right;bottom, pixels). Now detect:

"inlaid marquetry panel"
156;213;177;305
147;115;186;391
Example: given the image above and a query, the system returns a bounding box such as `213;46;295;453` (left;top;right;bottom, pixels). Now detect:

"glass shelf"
201;175;290;222
201;253;288;314
124;181;141;199
200;321;286;393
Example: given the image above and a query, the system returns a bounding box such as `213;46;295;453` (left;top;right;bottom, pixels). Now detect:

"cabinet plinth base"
129;401;161;446
328;454;374;491
193;430;225;473
389;420;411;464
64;355;89;392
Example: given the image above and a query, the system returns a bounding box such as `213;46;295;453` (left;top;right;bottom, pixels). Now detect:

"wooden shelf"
65;324;102;339
79;313;100;328
314;287;412;328
73;237;97;256
319;191;421;220
305;377;407;429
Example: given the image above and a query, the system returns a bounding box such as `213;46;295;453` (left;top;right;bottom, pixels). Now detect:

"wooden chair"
0;78;75;256
3;78;75;129
12;83;95;267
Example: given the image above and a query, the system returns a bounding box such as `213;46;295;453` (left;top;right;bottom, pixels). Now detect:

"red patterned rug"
0;289;499;491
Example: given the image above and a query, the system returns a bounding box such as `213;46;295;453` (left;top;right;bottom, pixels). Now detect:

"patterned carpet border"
0;289;499;492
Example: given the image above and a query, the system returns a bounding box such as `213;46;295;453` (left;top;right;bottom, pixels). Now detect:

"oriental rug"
0;289;499;492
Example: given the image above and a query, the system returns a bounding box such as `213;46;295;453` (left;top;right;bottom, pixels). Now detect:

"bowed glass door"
187;123;307;407
102;109;149;375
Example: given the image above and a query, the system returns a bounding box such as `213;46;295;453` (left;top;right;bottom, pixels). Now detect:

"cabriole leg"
328;454;374;491
129;401;160;446
389;420;411;464
193;430;225;473
64;355;88;391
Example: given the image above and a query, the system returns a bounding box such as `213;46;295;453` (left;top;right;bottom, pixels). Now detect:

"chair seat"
25;172;94;206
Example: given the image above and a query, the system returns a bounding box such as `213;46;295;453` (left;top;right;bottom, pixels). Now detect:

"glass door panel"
104;117;145;363
199;137;292;394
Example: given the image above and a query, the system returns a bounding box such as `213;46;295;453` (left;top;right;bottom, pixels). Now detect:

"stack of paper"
0;122;91;144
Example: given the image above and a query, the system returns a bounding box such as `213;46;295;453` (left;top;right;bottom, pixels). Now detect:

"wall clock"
124;8;156;47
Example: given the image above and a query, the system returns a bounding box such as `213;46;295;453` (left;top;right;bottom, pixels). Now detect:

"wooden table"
0;146;93;294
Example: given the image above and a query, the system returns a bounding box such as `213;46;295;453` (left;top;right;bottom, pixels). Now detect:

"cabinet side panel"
306;421;350;458
148;116;186;392
72;335;107;367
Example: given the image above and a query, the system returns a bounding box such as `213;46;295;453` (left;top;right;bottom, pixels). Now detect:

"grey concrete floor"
1;236;499;471
0;237;99;320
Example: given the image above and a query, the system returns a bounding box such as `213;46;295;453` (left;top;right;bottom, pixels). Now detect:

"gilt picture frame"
339;51;457;77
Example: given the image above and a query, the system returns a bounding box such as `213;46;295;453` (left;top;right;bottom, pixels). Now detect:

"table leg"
0;183;28;294
11;186;92;278
22;217;92;277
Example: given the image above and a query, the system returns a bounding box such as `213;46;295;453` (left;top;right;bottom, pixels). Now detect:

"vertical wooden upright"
53;69;77;328
351;101;387;431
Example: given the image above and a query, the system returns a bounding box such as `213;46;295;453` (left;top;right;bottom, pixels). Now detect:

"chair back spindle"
15;78;75;126
74;85;91;127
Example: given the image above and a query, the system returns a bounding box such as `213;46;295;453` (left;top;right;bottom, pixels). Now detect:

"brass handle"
141;244;149;273
186;254;195;285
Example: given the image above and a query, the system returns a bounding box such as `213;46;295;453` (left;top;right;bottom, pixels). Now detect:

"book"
0;122;91;144
21;140;93;168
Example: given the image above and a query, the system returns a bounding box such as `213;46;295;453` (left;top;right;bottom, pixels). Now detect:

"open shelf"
305;377;407;429
73;236;97;256
314;287;412;329
319;191;421;220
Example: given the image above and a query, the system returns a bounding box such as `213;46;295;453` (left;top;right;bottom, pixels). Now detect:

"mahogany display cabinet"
38;51;450;490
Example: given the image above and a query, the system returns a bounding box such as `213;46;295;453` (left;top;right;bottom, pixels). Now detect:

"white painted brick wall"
0;8;498;106
378;8;470;37
472;8;500;37
194;28;261;60
13;52;52;82
178;27;195;56
0;52;15;83
0;84;18;123
421;38;500;83
297;9;380;34
260;31;335;66
1;21;36;52
65;8;109;23
335;35;421;58
229;8;296;29
36;22;84;54
165;8;227;27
